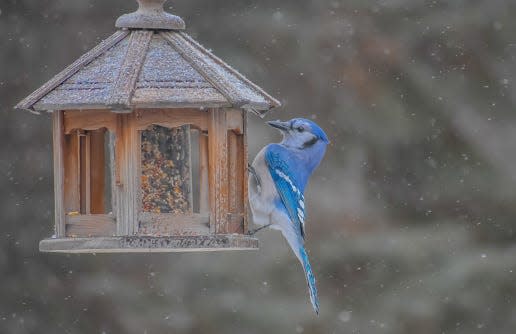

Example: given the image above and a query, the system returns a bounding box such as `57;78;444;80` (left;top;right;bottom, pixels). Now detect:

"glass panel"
141;125;193;214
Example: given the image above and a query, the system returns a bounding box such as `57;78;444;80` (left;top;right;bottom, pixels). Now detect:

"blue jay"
248;118;329;314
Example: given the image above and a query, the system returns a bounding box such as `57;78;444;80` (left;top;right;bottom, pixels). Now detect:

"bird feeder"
16;0;280;253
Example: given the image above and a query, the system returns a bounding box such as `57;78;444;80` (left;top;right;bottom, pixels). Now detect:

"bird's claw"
247;223;272;235
247;164;262;189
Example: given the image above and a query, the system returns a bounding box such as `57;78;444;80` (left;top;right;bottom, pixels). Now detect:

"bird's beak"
267;120;290;131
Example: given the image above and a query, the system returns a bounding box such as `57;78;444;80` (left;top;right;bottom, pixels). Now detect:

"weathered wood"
242;113;249;233
64;131;80;214
162;32;249;108
115;114;139;235
15;31;129;111
108;30;153;111
228;131;239;214
39;235;259;253
19;30;279;114
52;111;66;237
199;132;209;214
64;110;117;134
207;109;229;233
128;114;140;235
227;125;245;234
138;213;209;236
130;91;230;109
108;131;117;214
65;214;116;237
79;132;91;214
134;109;208;131
85;132;92;213
227;109;244;134
90;129;106;214
115;116;124;186
115;114;128;231
179;31;281;113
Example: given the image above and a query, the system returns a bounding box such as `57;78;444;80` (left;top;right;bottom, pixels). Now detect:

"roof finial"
116;0;185;30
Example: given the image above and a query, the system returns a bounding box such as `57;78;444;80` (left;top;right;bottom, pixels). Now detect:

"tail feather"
299;247;320;314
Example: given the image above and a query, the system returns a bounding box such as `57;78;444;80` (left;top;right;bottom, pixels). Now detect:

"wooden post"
90;129;107;214
128;114;140;235
227;110;245;234
79;131;91;214
242;112;249;234
199;133;209;215
115;114;139;235
109;131;117;216
208;109;229;234
52;111;66;237
115;116;124;234
63;130;80;215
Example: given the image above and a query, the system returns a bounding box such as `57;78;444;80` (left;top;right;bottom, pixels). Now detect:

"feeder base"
39;235;259;253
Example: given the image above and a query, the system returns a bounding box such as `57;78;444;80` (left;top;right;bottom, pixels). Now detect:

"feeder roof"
15;2;280;116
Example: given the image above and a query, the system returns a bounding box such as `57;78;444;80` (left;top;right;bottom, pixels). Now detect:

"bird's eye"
297;126;305;132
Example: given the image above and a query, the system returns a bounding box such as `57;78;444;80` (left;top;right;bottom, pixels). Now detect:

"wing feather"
265;147;306;239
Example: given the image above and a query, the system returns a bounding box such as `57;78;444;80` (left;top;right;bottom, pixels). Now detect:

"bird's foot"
247;164;261;186
247;224;272;235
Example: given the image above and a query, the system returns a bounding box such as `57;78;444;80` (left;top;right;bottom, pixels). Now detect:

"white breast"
248;147;279;226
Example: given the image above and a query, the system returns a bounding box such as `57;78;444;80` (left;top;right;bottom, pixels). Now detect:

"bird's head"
267;118;329;150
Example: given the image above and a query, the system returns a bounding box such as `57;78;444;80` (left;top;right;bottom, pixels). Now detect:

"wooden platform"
39;235;259;253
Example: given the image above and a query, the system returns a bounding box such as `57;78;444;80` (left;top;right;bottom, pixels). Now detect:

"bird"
248;118;329;314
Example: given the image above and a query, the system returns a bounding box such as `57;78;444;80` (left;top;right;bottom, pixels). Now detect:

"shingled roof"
15;2;280;116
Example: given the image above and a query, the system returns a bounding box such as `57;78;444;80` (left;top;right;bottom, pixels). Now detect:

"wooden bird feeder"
16;0;280;253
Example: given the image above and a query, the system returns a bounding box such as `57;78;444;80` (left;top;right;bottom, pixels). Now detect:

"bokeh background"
2;0;516;333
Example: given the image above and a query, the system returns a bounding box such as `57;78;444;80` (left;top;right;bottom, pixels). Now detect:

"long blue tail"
299;247;319;314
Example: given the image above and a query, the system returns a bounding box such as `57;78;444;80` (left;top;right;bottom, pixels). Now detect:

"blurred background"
2;0;516;333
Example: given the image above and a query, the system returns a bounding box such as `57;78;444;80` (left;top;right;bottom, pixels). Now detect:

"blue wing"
265;145;307;239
